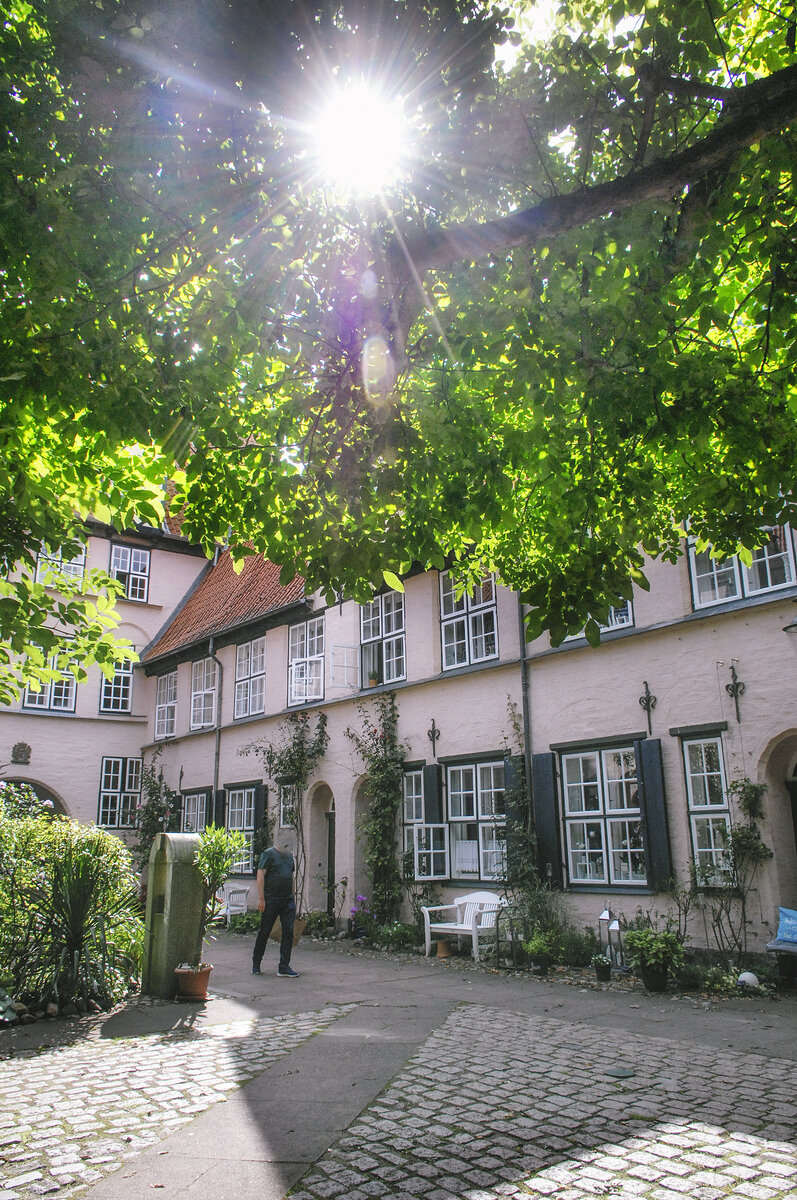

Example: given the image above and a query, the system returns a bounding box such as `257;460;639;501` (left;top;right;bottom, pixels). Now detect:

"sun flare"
311;81;408;195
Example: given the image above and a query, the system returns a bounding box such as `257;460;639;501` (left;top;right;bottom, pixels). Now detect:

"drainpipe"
517;596;533;804
208;636;224;803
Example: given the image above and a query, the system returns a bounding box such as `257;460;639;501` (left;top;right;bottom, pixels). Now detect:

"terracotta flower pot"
174;964;213;1000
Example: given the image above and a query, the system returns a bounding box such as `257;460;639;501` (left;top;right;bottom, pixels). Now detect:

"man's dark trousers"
253;896;296;971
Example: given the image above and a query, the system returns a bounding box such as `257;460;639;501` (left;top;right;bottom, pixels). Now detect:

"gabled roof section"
142;552;306;665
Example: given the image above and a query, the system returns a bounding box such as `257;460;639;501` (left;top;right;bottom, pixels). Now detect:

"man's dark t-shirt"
258;847;294;899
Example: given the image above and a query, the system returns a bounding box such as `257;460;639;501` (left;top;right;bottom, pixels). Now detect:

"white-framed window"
448;761;507;879
564;600;634;642
360;592;406;687
440;572;498;670
35;546;86;584
689;527;795;609
182;791;209;833
110;543;151;602
279;783;300;829
23;659;77;713
235;637;266;718
683;736;730;883
98;756;141;828
403;770;449;880
288;616;324;705
560;746;646;886
100;661;133;713
154;671;177;738
226;786;255;873
191;657;217;728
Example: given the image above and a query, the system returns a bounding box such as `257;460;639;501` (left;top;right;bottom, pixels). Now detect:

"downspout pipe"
208;636;224;804
516;597;534;814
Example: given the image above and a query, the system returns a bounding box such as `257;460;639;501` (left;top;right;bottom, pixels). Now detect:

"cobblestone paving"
0;1005;353;1200
291;1004;797;1200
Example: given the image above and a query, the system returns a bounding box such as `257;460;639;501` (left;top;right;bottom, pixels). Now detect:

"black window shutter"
531;753;563;888
637;738;672;891
214;789;226;828
254;783;266;836
423;764;443;823
504;754;529;880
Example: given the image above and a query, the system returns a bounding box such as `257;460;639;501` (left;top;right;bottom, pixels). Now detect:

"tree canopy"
2;0;797;680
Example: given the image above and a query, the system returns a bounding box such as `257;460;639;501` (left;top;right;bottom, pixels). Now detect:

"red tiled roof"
142;551;306;662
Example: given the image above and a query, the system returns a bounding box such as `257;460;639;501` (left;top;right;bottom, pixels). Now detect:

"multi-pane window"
564;601;634;642
98;756;141;827
110;544;151;602
35;546;86;584
361;592;406;686
182;791;208;833
448;761;506;880
684;737;730;883
235;637;266;718
440;573;498;670
226;786;255;873
561;747;646;886
403;770;449;880
100;661;133;713
689;527;795;609
191;658;217;728
279;783;300;829
288;616;324;704
155;671;177;738
23;660;77;713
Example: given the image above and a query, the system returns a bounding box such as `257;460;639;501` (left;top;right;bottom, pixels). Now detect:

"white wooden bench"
421;891;507;963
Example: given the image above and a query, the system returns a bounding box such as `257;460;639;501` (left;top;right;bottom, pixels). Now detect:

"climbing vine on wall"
346;692;408;925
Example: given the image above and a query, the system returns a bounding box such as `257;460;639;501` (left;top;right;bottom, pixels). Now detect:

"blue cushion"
776;907;797;943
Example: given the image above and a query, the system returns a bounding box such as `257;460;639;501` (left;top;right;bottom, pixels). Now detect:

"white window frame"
235;636;266;719
23;658;77;713
226;786;255;873
447;760;506;882
560;746;647;886
110;543;151;602
683;736;730;883
288;616;324;705
403;770;449;880
100;661;133;713
564;600;635;642
182;791;209;833
154;671;177;739
279;783;300;829
440;572;498;670
360;592;406;687
689;527;795;609
191;657;217;728
35;546;86;584
98;756;141;828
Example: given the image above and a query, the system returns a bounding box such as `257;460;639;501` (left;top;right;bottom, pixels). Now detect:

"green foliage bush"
0;812;143;1009
372;921;418;951
303;908;335;937
228;911;262;935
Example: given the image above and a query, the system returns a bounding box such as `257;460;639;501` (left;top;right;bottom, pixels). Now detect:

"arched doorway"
306;783;335;914
760;731;797;909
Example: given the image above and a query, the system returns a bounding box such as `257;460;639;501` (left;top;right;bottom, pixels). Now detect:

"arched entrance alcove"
5;778;68;816
758;729;797;908
306;782;335;913
352;777;371;906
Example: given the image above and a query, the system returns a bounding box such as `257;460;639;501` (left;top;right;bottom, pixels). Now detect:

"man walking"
252;835;299;977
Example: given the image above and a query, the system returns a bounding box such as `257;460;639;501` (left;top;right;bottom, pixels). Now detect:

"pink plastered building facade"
3;523;796;954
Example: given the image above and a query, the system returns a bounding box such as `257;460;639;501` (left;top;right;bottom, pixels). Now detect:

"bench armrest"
421;904;458;918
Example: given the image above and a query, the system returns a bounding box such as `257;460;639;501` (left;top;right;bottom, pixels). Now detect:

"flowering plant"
350;894;376;938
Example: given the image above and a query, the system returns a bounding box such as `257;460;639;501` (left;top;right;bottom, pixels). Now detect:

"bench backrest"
453;891;505;929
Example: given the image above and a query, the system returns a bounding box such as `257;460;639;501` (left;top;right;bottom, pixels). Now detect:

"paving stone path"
291;1003;797;1200
0;1005;353;1200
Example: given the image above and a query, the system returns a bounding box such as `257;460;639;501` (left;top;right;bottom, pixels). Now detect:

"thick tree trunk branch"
389;61;797;277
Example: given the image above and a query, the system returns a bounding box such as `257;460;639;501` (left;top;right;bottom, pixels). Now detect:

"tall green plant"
131;752;181;873
243;712;328;910
346;692;407;924
191;824;248;968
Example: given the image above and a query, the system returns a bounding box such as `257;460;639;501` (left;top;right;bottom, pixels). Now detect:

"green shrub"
674;961;705;991
228;911;262;935
373;921;418;951
0;813;143;1008
559;925;598;966
304;908;334;937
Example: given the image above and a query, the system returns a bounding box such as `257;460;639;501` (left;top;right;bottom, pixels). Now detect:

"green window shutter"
504;754;529;881
636;738;672;891
214;789;226;827
531;752;562;888
254;783;266;836
423;763;443;823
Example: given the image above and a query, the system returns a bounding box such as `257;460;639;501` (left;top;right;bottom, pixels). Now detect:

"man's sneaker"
251;965;261;975
277;966;299;978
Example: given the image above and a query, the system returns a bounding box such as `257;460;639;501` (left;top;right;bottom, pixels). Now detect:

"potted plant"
174;825;247;1000
624;926;686;993
591;952;612;982
521;929;560;977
